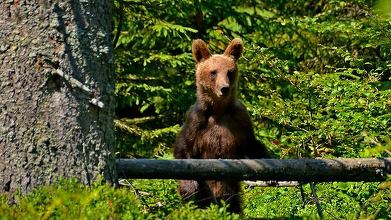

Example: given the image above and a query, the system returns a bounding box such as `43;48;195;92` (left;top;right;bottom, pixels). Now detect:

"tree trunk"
0;0;116;193
116;158;391;182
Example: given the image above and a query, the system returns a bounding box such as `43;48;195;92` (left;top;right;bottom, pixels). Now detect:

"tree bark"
116;158;391;182
0;0;116;193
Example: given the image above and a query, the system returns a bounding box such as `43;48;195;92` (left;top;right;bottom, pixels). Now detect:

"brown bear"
174;38;269;213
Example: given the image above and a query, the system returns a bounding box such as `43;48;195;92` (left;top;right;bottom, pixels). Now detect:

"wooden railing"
116;158;391;182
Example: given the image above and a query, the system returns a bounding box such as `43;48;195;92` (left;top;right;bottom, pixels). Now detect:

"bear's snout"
220;86;230;96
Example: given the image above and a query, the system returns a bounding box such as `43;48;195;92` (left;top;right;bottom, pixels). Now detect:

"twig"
310;182;323;219
54;69;104;108
118;179;150;212
90;98;104;109
55;69;90;93
299;182;306;208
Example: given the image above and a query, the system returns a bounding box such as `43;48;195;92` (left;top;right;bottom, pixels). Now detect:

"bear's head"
192;38;243;107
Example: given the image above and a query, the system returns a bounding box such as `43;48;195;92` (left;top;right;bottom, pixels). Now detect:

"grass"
1;178;389;219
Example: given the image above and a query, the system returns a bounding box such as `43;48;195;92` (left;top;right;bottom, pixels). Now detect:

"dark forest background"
114;0;390;160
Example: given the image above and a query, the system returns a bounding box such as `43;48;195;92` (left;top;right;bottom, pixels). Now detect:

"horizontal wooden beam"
116;158;391;182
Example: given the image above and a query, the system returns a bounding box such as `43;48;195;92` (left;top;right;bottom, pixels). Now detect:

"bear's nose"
221;86;230;96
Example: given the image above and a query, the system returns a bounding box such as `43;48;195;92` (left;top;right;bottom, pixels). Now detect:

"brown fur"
174;39;269;213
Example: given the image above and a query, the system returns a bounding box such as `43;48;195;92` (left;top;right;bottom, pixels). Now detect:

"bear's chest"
194;114;247;159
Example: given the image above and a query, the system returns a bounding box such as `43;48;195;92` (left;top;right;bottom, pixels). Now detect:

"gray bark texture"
0;0;117;193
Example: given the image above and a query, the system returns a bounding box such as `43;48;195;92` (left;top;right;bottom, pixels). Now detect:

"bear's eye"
210;70;217;80
227;70;234;81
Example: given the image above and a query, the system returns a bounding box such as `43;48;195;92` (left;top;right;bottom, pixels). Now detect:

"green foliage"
230;3;391;157
114;0;198;157
0;179;238;220
111;1;390;218
0;179;145;219
1;180;389;219
243;182;391;219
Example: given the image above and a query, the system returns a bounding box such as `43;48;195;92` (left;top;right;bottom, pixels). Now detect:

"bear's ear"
192;39;211;63
224;38;243;60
